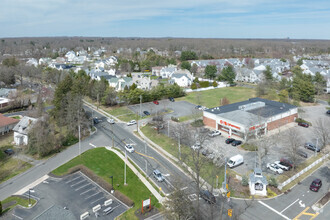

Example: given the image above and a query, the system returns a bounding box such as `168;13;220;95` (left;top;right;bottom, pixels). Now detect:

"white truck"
227;154;244;168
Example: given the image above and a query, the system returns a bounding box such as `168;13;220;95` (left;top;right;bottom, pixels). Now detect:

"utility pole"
222;158;227;192
78;124;81;156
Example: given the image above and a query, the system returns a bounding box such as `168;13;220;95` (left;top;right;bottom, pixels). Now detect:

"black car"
225;138;235;144
4;149;14;156
297;150;308;158
327;109;330;115
200;190;216;204
304;143;320;152
280;158;293;169
93;117;99;124
143;111;150;116
169;97;175;102
231;140;242;146
195;105;202;109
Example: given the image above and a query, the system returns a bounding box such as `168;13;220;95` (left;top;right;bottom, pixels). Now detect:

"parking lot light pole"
28;188;32;207
110;176;113;189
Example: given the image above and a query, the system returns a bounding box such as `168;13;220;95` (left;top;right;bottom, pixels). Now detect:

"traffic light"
228;209;232;217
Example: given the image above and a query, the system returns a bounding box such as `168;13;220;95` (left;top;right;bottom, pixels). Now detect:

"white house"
108;77;133;91
13;116;38;145
159;65;177;78
249;168;268;196
170;73;192;87
65;51;76;62
26;58;38;67
105;56;118;67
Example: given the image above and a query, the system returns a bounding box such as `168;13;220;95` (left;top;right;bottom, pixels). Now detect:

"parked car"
127;120;137;126
225;138;235;144
267;163;283;174
209;130;221;137
195;105;202;109
326;110;330;115
227;154;244;168
153;100;159;105
202;149;210;157
169;97;175;102
125;144;134;153
153;169;164;182
297;150;308;158
310;179;322;192
298;122;309;128
274;161;290;171
191;142;201;151
143;111;150;116
231;140;242;146
304;142;320;152
4;149;14;156
200;190;216;204
107;118;115;124
93;117;100;124
280;158;293;169
201;106;208;110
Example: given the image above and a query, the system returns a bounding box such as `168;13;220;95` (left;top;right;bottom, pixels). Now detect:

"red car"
298;122;309;128
310;179;322;192
153;100;159;105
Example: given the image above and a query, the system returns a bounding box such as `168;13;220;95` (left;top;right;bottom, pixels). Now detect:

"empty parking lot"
12;172;128;220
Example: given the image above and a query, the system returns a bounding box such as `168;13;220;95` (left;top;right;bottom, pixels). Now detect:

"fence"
278;153;329;190
185;82;228;93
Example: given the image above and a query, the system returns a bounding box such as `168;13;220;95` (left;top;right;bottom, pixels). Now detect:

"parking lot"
12;172;128;220
128;100;197;119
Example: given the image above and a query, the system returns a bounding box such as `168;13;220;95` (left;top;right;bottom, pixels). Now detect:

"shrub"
241;175;249;186
0;201;2;215
191;83;198;90
268;176;278;187
62;134;79;147
171;116;179;122
191;119;204;127
295;118;312;126
212;81;218;87
199;81;210;88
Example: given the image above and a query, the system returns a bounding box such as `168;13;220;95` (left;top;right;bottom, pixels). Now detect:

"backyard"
52;147;161;219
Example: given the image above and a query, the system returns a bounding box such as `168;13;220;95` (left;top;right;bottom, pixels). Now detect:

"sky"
0;0;330;39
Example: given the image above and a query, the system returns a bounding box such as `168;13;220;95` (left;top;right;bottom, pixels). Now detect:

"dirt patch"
228;175;250;198
134;206;159;220
319;192;330;206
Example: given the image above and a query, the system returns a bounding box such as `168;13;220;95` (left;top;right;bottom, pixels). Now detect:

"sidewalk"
105;146;164;203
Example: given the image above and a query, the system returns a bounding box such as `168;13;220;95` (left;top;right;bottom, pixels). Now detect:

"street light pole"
110;176;113;190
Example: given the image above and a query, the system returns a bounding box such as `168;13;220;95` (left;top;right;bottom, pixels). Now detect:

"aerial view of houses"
0;1;330;220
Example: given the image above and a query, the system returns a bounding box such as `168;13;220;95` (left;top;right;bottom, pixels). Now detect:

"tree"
263;65;273;81
284;128;302;170
191;63;198;74
313;118;330;150
218;66;236;84
0;200;2;215
180;51;198;61
130;83;137;90
2;57;19;67
297;58;303;66
212;81;217;87
180;61;191;71
313;72;326;95
291;66;315;102
102;87;117;106
204;65;217;79
278;89;289;103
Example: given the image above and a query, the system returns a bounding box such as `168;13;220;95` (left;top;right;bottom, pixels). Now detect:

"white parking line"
280;198;299;213
89;143;97;148
180;187;188;190
12;214;23;219
70;179;86;187
75;183;92;191
91;197;104;205
80;187;96;195
66;176;81;184
85;191;101;200
258;201;290;220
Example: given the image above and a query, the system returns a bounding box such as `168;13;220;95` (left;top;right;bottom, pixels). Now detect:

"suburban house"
159;65;177;78
26;58;38;67
0;113;19;135
132;73;159;90
13;116;38;145
65;51;76;62
235;68;260;83
152;66;163;76
170;73;192;87
249;168;268;196
0;88;16;98
108;77;133;91
0;97;11;108
325;77;330;93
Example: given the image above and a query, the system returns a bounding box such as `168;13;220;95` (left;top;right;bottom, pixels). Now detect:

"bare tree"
313;118;330;150
284;128;302;170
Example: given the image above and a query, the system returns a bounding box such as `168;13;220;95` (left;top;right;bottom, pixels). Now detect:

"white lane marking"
75;183;92;191
89;143;97;148
258;201;290;220
71;179;86;187
85;192;101;200
91;197;104;205
180;187;188;191
298;200;305;208
66;176;81;184
163;174;170;177
12;214;23;220
280;198;299;213
80;187;97;195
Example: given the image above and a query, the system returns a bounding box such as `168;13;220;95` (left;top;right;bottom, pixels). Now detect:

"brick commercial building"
203;98;298;140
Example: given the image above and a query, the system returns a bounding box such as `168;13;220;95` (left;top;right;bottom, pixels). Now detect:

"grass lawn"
52;147;160;219
140;124;224;187
240;143;258;151
1;196;36;214
0;132;14;147
176;86;256;108
0;157;32;183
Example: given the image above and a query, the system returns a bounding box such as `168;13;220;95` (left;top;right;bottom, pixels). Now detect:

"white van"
227;154;244;168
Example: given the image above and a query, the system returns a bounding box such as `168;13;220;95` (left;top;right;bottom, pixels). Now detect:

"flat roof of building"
205;97;297;120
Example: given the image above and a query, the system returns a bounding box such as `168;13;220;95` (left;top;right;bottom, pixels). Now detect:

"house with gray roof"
249;168;268;196
170;73;192;87
13;116;38;145
109;77;133;91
